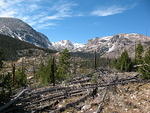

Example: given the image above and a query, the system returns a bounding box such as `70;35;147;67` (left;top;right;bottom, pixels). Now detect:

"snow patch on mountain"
74;43;85;48
52;40;85;51
107;44;116;52
0;17;53;48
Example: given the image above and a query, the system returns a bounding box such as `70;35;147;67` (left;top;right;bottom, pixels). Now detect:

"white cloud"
0;0;77;29
28;4;39;12
36;23;57;29
0;10;17;17
91;6;127;16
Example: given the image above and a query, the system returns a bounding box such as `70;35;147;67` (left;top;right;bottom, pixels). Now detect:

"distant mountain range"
83;33;150;58
53;33;150;58
0;17;150;58
52;40;85;51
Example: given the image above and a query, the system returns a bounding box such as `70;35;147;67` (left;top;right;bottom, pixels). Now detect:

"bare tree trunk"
94;50;97;70
33;58;36;81
73;56;76;75
12;62;16;86
51;57;55;86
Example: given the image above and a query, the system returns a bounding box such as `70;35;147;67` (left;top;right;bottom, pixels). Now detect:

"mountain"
0;17;53;48
52;40;85;51
82;33;150;58
0;17;149;58
0;34;55;60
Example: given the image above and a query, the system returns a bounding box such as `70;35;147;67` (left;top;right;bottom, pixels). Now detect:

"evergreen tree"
15;58;27;87
110;58;117;68
57;49;71;81
0;48;4;69
37;56;56;85
3;73;13;96
139;48;150;79
15;68;27;87
37;57;51;85
135;42;144;65
116;50;132;72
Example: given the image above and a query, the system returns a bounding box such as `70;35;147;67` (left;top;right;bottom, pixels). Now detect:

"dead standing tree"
73;56;77;75
32;58;36;81
12;62;16;86
94;50;97;70
51;57;56;86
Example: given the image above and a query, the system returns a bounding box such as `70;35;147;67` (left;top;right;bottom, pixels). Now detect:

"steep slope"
0;34;55;60
0;17;149;58
0;17;52;48
83;33;150;58
50;33;150;58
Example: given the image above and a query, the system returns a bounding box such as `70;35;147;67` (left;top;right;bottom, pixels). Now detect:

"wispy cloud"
0;0;137;29
36;23;57;29
0;0;77;29
91;6;128;16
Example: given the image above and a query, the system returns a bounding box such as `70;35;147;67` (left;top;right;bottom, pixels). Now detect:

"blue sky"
0;0;150;43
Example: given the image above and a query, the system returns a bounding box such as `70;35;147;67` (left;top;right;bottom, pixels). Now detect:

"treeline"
73;42;150;79
0;42;149;104
0;48;70;104
37;49;71;85
0;54;27;104
0;34;55;60
111;42;150;79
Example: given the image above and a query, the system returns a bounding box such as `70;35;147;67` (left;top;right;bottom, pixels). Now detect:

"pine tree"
15;58;27;87
15;68;27;87
135;42;144;66
37;56;57;85
0;48;4;69
116;50;132;72
3;73;13;96
139;48;150;79
37;57;51;85
57;49;71;81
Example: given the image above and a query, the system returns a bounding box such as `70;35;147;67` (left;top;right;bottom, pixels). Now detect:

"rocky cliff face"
0;17;52;48
81;33;150;58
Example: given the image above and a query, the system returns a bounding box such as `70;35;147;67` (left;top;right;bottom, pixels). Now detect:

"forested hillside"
0;34;55;60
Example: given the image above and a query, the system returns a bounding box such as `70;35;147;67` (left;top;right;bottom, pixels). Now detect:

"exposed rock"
0;17;53;48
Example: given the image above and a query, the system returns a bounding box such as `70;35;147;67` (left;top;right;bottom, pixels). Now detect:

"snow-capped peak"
74;43;85;48
52;40;85;51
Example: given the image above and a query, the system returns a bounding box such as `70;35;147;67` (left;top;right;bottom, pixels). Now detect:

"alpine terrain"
0;17;149;59
0;17;53;48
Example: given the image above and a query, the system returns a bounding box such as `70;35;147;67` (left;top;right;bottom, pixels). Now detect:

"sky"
0;0;150;43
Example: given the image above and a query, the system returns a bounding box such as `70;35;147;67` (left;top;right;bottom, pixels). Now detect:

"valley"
0;17;150;113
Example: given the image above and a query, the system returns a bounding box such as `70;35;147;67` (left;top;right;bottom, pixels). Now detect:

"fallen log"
32;100;59;113
96;88;108;113
50;91;91;113
0;88;28;112
22;89;88;108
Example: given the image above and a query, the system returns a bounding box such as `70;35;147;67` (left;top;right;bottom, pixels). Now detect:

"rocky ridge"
0;17;53;48
0;17;150;58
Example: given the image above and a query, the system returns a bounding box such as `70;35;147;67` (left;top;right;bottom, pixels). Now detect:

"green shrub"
139;48;150;79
